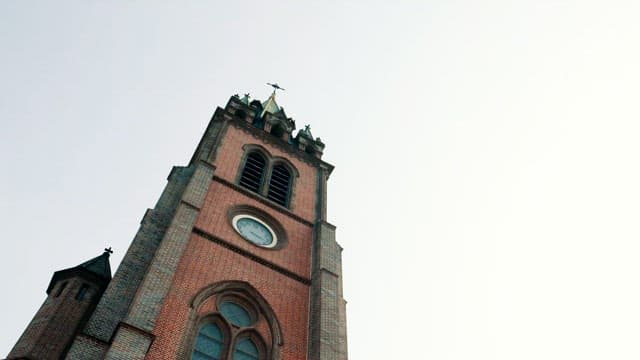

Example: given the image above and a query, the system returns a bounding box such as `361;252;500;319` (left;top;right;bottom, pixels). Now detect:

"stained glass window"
233;338;259;360
192;295;267;359
192;323;224;360
220;301;253;327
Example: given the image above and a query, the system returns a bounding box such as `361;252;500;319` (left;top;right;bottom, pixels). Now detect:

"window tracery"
187;281;282;360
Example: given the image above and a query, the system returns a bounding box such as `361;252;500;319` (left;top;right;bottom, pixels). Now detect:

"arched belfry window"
267;164;291;207
237;145;298;209
239;152;266;193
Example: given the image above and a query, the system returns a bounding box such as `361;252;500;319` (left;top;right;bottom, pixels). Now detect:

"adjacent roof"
78;251;112;280
46;249;113;294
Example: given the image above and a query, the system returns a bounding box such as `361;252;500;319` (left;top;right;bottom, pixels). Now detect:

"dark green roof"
78;251;112;280
46;249;113;294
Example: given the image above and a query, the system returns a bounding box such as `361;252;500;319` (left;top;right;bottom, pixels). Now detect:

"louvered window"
55;281;68;297
267;164;291;207
239;153;266;193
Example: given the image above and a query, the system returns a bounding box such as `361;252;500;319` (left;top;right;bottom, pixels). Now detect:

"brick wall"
146;233;310;360
138;122;319;359
195;181;313;279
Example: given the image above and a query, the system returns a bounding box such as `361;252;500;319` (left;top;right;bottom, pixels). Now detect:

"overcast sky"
2;1;640;359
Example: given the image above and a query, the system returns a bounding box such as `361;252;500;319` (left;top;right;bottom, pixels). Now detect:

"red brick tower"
7;250;112;359
7;91;348;359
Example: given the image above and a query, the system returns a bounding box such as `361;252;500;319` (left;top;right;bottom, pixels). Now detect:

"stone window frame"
180;281;283;360
236;144;299;210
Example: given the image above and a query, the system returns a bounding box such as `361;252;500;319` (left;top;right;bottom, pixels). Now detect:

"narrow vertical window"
267;164;291;206
55;281;68;297
239;152;266;193
233;338;259;360
192;323;224;360
75;284;89;301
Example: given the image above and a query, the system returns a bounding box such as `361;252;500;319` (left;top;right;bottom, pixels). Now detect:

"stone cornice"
193;227;311;286
216;108;335;175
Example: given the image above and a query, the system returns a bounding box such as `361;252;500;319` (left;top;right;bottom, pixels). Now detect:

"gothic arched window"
239;152;266;193
266;164;291;207
191;301;265;360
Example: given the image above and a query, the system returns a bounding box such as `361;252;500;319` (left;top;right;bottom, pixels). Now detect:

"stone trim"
104;322;154;359
316;220;337;230
73;333;110;347
205;113;231;165
64;333;110;360
308;221;348;360
181;200;201;211
317;267;340;279
116;321;155;341
192;227;311;285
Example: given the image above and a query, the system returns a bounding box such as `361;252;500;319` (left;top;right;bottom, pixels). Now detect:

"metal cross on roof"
104;247;113;254
267;82;285;92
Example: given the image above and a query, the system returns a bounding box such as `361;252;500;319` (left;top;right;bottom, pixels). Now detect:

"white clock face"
232;214;277;248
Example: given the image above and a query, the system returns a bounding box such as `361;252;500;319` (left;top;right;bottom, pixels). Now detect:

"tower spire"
261;88;282;117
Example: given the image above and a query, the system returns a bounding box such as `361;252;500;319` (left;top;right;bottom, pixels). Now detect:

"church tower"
8;91;347;360
8;250;112;359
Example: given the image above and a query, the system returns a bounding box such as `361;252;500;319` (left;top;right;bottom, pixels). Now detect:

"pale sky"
2;1;640;359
